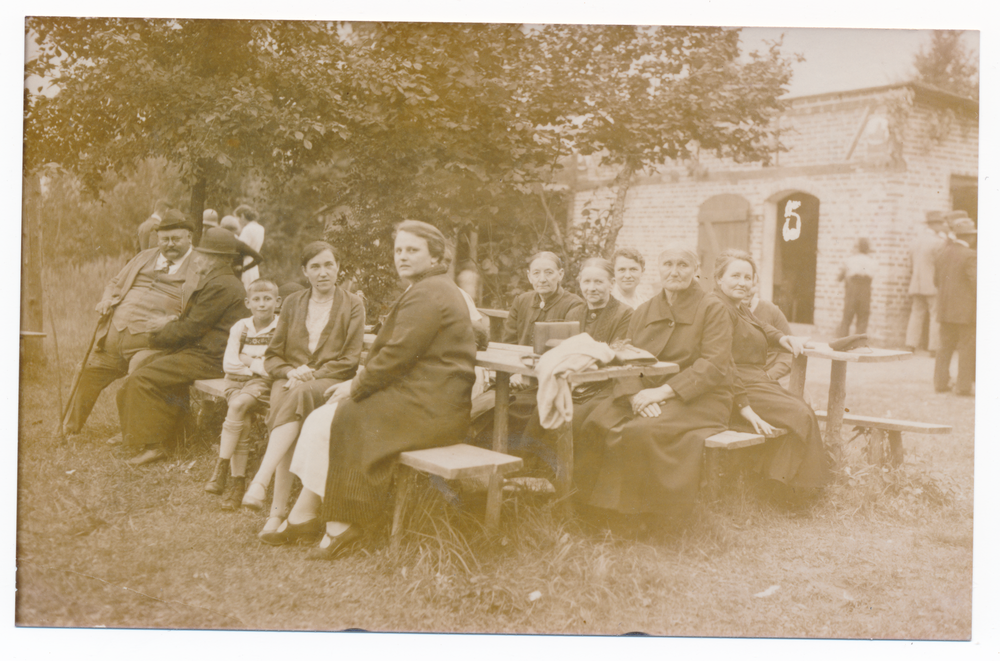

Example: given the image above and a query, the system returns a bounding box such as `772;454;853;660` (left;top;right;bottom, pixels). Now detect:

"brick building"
566;82;978;347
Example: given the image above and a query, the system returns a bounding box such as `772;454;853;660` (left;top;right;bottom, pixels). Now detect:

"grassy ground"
15;260;974;638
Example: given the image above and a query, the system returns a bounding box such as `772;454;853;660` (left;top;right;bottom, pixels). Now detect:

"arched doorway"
772;192;820;324
697;194;751;284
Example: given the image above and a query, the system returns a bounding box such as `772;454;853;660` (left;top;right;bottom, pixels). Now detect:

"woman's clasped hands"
629;385;675;418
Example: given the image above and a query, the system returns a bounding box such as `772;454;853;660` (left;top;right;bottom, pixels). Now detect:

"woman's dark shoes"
221;476;246;511
205;458;230;495
305;526;363;561
259;517;323;546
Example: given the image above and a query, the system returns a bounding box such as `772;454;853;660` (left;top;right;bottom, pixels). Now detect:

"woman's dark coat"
501;287;586;346
321;267;477;527
715;289;830;489
572;282;735;514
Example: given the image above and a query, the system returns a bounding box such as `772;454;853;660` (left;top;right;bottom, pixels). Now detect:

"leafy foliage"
913;30;979;100
25;20;797;312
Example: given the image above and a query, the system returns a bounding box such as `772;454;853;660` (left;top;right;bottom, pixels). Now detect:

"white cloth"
238;221;265;288
611;283;647;310
153;247;192;274
305;296;334;354
290;402;339;497
535;333;615;430
222;315;279;377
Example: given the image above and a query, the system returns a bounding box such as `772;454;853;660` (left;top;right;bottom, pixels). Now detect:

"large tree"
25;18;351;238
913;30;979;100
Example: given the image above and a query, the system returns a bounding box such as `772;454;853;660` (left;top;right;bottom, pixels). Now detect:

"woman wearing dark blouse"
712;249;830;489
501;252;585;346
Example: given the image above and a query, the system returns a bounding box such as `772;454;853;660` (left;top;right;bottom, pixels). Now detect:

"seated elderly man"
66;210;200;434
116;227;261;465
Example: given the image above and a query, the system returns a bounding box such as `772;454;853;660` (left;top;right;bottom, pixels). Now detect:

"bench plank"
399;443;523;481
705;430;765;449
815;411;951;434
193;378;229;400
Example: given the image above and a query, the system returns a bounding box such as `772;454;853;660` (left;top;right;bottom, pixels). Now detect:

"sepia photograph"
13;1;993;651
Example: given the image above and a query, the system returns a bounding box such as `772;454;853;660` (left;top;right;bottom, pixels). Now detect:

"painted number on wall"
782;200;802;242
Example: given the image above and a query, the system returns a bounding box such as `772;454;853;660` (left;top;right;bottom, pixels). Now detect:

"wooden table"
476;342;679;516
787;342;911;450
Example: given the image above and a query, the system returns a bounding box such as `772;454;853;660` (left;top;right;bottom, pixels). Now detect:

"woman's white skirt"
289;402;338;497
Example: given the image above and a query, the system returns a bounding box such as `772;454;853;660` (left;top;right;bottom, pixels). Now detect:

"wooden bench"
478;308;509;343
391;444;524;549
702;428;787;500
815;411;951;467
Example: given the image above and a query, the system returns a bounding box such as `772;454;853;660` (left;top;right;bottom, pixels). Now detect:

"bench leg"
391;466;415;553
485;472;502;529
865;428;886;466
703;448;722;502
887;431;904;468
788;354;808;397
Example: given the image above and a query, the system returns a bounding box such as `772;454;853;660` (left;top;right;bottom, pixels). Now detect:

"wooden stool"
391;444;523;549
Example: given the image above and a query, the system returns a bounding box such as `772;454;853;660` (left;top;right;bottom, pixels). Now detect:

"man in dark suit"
66;210;200;434
933;215;977;396
116;227;261;465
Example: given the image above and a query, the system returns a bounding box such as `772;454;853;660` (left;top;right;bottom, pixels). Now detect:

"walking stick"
60;314;104;436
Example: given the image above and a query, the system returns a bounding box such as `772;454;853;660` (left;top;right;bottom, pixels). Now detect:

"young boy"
205;279;281;510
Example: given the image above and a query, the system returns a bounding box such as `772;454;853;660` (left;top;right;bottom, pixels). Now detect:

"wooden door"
697;194;751;285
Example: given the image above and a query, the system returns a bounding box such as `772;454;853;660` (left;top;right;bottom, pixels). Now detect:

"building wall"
569;86;978;347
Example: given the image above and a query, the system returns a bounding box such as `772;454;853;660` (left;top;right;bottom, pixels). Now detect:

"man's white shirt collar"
155;247;192;274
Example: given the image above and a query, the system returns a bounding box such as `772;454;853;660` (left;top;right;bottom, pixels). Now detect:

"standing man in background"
836;237;878;338
234;204;265;288
904;210;949;354
934;215;977;396
203;208;220;229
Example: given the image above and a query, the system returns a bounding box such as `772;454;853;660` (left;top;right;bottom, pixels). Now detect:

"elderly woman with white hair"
572;245;737;520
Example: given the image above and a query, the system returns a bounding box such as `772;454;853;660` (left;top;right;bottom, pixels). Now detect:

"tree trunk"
190;170;207;244
603;158;638;257
21;175;45;364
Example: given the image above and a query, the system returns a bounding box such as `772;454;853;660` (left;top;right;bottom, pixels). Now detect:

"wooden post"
823;360;849;454
485;372;511;528
390;467;414;552
554;424;574;518
21;175;45;364
788;354;808;397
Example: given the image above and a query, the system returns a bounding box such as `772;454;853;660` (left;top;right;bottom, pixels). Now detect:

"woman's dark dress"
572;282;735;514
320;267;477;527
715;289;830;488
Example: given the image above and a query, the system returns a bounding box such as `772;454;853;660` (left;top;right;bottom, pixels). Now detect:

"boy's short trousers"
223;376;273;407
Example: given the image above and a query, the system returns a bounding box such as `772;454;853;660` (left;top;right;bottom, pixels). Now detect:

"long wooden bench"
815;411;951;467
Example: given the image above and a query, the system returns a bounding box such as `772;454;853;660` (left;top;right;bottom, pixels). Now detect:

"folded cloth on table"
536;333;615;430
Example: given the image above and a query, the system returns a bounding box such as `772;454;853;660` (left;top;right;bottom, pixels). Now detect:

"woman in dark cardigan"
242;241;366;537
572;246;735;518
712;249;829;489
299;220;477;560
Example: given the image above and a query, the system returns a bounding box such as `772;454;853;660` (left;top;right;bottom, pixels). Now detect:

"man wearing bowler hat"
116;227;262;465
66;210;200;434
904;210;949;353
933;212;977;396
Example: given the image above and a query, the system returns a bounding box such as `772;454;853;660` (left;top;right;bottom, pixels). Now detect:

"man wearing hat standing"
904;210;949;353
66;210;200;434
933;213;977;396
116;227;262;465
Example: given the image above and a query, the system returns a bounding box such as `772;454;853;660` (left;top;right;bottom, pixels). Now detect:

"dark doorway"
951;174;978;225
773;192;819;324
697;194;751;285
